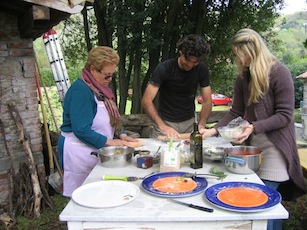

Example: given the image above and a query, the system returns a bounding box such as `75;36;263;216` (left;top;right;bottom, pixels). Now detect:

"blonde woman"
200;28;306;229
58;46;138;197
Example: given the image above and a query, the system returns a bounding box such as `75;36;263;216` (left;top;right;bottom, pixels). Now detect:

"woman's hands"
105;139;130;146
199;124;254;144
105;134;142;148
119;133;136;142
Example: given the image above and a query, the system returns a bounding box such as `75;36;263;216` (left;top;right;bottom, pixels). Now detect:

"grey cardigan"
214;62;306;193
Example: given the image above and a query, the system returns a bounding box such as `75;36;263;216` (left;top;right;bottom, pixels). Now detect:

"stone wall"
0;11;44;207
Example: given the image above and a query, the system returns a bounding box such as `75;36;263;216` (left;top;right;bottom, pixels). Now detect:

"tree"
60;0;285;114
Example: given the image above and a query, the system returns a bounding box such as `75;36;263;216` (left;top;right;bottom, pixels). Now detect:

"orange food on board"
217;187;268;207
152;177;197;193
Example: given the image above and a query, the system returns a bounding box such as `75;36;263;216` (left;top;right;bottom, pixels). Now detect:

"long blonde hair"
232;28;276;105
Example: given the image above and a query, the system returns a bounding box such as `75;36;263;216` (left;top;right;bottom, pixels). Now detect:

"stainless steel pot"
224;146;262;174
91;146;136;168
203;147;225;162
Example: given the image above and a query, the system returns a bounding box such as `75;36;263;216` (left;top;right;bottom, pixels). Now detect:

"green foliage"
287;61;307;108
55;0;284;113
39;88;63;132
60;13;98;66
275;12;307;64
39;67;56;87
273;12;307;108
209;62;236;97
67;65;84;83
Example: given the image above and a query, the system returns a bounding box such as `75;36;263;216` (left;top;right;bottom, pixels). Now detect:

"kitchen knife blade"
168;199;214;213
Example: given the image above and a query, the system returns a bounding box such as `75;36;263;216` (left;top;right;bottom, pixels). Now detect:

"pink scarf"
80;68;122;136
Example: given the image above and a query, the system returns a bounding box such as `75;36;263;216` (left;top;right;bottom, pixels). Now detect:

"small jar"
137;155;153;169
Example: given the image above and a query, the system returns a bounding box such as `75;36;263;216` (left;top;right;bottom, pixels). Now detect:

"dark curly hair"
177;34;210;62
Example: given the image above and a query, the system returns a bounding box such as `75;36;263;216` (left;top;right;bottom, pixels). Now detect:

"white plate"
72;181;140;208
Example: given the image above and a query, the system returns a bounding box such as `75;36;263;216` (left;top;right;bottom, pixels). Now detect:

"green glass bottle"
190;112;203;169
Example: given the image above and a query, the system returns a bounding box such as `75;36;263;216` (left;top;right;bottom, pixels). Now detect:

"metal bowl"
91;146;135;168
224;146;262;174
203;147;225;162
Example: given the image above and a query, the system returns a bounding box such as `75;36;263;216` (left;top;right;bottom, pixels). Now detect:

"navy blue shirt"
151;58;210;122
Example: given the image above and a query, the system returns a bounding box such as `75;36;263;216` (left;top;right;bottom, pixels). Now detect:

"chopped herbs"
209;167;227;181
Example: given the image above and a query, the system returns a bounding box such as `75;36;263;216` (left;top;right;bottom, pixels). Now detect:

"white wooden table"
59;137;289;230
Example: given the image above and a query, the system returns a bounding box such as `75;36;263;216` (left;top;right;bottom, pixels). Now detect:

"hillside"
275;11;307;62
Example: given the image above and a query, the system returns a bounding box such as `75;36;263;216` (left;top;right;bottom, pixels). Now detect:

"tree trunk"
115;0;129;114
162;0;185;60
82;3;92;52
131;1;145;114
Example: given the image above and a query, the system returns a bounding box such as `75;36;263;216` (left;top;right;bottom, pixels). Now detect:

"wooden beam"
18;6;70;38
33;5;50;20
23;0;84;14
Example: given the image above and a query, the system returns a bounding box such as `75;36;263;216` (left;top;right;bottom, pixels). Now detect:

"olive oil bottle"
190;112;203;169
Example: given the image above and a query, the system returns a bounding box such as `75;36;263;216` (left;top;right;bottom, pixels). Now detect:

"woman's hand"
296;71;307;79
231;124;254;144
119;133;137;142
199;127;218;138
105;134;143;148
105;139;130;146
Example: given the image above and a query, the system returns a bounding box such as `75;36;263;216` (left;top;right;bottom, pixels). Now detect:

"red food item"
152;177;197;193
217;187;268;207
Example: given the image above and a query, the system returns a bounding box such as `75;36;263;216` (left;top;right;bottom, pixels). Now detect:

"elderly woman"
58;46;138;197
200;28;306;230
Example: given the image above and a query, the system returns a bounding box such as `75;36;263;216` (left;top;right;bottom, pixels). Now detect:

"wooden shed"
0;0;89;209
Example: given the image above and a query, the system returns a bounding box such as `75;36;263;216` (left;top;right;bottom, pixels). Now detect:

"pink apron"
62;96;114;197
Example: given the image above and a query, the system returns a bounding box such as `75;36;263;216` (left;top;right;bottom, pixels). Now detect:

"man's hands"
159;124;180;140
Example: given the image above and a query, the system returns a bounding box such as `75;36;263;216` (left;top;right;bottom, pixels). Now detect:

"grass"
1;193;69;230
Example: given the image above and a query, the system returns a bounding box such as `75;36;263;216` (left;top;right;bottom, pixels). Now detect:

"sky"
280;0;307;14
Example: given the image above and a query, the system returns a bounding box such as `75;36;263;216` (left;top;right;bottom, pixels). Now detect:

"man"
141;34;212;139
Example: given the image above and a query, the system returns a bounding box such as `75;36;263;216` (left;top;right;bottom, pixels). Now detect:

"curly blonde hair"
232;28;276;105
85;46;119;71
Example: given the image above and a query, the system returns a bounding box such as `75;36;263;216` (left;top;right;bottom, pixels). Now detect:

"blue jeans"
57;134;65;168
262;180;282;230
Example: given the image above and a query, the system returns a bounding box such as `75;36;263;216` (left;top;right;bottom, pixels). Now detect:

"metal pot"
203;147;225;162
91;146;136;168
224;146;262;174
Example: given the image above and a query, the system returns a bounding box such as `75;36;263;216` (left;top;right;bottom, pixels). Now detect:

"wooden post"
8;102;42;217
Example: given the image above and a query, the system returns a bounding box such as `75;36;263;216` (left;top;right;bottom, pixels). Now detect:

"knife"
168;199;214;213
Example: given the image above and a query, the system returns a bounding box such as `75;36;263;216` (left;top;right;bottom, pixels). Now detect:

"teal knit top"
60;78;107;149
